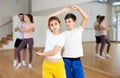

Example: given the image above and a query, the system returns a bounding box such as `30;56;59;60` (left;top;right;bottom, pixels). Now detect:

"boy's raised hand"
69;5;79;10
63;7;71;13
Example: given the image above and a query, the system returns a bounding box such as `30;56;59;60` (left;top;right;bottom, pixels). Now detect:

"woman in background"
15;14;34;69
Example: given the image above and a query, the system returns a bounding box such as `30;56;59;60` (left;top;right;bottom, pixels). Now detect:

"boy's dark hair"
65;13;76;21
96;15;101;19
18;13;24;16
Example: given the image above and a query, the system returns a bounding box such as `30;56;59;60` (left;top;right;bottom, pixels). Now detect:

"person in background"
94;15;101;58
99;16;111;59
15;14;34;69
13;13;27;67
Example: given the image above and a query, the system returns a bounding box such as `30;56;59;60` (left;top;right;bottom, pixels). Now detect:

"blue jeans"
63;58;84;78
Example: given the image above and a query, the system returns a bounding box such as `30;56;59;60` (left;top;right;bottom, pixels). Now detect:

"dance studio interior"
0;0;120;78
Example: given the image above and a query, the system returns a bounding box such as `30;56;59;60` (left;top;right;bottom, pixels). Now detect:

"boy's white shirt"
44;30;65;59
62;26;84;58
94;21;101;36
16;21;24;39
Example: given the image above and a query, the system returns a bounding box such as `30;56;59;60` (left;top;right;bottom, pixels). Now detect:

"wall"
32;0;93;12
13;2;111;47
0;0;30;40
32;2;112;42
0;0;29;17
12;2;112;48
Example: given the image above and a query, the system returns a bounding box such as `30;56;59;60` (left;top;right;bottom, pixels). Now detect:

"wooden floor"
82;42;120;78
0;42;119;78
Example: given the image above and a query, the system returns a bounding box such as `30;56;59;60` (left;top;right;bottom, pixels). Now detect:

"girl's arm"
36;45;62;56
100;24;111;30
94;25;100;30
19;24;35;32
46;7;71;30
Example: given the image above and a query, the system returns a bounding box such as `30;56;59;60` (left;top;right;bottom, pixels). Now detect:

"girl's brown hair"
99;16;105;24
25;14;34;23
48;16;61;27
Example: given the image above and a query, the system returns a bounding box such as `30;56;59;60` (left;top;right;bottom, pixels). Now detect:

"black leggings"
17;38;34;63
100;35;111;56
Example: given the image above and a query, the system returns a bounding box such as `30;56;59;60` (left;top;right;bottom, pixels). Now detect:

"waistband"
63;57;80;60
44;58;63;62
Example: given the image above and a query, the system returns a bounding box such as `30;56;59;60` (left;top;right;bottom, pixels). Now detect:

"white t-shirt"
94;21;101;36
16;22;24;39
44;30;65;59
62;27;84;58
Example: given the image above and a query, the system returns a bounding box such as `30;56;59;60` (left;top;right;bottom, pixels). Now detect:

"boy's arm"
15;26;19;32
94;25;100;30
107;25;111;30
36;45;62;56
46;7;71;30
19;24;35;32
72;5;88;29
100;25;111;30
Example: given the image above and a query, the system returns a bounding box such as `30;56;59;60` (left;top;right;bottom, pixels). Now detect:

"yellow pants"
42;59;66;78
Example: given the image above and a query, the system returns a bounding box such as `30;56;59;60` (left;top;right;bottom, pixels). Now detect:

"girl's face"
49;20;60;33
24;15;30;22
65;18;76;30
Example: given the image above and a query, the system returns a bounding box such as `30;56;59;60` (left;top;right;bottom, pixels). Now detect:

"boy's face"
65;18;76;30
19;15;24;21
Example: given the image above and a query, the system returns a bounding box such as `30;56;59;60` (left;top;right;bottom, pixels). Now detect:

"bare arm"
36;45;62;56
14;26;19;32
19;24;35;32
71;5;88;29
46;7;71;30
94;25;100;30
100;24;111;30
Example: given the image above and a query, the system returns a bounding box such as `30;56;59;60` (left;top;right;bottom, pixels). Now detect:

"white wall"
32;0;93;12
12;2;113;47
0;0;30;40
32;2;112;42
0;0;29;17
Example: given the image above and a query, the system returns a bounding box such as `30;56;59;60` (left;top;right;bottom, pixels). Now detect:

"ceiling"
94;0;120;3
109;0;120;3
32;0;93;12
